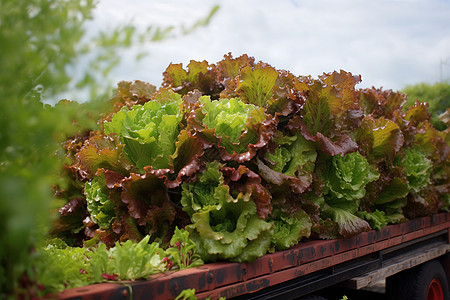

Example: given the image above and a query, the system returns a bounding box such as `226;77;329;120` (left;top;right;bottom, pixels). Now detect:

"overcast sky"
93;0;450;92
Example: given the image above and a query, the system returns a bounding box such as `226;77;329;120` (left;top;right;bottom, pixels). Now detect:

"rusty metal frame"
57;212;450;300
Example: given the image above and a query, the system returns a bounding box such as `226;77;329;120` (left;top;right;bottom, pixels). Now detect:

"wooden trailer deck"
58;212;450;300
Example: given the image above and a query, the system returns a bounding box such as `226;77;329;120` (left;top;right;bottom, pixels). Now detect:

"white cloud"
91;0;450;91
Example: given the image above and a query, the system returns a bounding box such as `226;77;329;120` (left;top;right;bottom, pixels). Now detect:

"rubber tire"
386;259;449;300
439;253;450;289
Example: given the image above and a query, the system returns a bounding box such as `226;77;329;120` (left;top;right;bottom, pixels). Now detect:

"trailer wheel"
386;259;449;300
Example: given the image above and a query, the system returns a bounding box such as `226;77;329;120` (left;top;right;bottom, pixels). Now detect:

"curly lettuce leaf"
120;171;177;239
378;197;408;224
192;96;276;162
106;235;166;280
320;70;362;112
356;209;387;230
355;116;404;162
321;201;371;238
302;81;334;136
258;133;317;194
162;60;222;98
265;70;306;118
217;53;255;80
180;161;229;216
303;71;363;134
84;175;115;229
374;177;409;205
34;242;90;294
103;90;183;171
414;122;450;165
270;208;312;250
218;56;305;119
287;71;364;156
50;197;88;246
288;115;358;157
359;88;407;120
107;80;157;112
398;147;432;193
404;101;431;126
166;129;207;188
324;151;380;201
181;162;273;262
201;97;255;149
403;187;441;219
87;166;179;245
71;133;134;180
235;65;278;107
187;205;273;263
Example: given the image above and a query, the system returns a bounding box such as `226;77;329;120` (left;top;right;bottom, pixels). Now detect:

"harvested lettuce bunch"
192;96;275;162
258;133;317;194
324;151;380;201
103;90;183;171
320;151;379;237
201;97;255;149
84;175;115;229
270;208;312;250
399;147;432;193
181;161;273;262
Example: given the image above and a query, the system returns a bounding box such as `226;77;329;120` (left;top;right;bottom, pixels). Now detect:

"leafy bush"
402;82;450;131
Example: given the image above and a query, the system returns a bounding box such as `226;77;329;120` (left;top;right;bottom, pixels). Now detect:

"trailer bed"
58;212;450;300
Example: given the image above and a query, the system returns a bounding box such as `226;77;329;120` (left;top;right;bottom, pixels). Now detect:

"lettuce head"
103;90;183;171
181;162;273;262
324;151;380;201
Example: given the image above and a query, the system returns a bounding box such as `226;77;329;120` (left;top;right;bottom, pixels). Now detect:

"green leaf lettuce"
104;90;183;171
181;162;273;262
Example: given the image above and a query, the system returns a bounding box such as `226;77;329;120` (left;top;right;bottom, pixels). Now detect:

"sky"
92;0;450;92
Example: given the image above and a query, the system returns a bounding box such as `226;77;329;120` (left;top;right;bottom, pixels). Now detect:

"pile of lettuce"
47;54;449;291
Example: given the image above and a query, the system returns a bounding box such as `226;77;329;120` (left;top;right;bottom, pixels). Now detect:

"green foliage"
84;175;115;229
398;147;433;193
323;152;380;201
356;209;388;230
104;91;183;171
259;133;317;194
321;202;371;238
106;236;166;280
0;0;219;297
34;236;167;295
52;55;449;285
33;241;90;295
175;288;197;300
355;116;404;162
199;96;267;154
166;227;204;270
3;23;448;297
236;66;279;107
0;1;105;296
181;162;273;262
403;82;450;130
270;208;312;250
